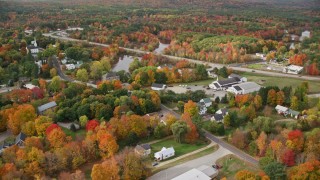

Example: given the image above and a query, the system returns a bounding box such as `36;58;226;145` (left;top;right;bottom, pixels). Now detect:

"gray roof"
233;85;242;91
15;132;27;144
140;144;151;150
229;73;242;79
202;98;211;103
213;114;223;121
288;109;300;116
236;82;260;91
37;101;57;112
217;78;239;86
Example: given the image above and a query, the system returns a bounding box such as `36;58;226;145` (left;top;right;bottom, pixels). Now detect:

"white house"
256;53;266;60
154;147;175;161
27;39;40;54
227;82;261;95
300;30;311;41
23;83;38;90
275;105;289;115
283;65;304;74
200;98;212;107
135;144;151;156
151;83;167;91
65;64;76;70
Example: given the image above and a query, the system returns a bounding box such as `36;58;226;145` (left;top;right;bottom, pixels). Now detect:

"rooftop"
275;105;289;112
172;168;211;180
37;101;57;112
212;113;224;121
217;77;239;86
235;82;261;91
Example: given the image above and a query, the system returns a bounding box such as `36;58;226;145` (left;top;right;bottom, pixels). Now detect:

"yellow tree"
47;128;67;148
21;121;36;136
8;104;37;135
98;132;119;159
91;158;120;180
184;100;199;117
35;116;53;136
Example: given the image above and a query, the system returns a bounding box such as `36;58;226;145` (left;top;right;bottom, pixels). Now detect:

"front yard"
150;138;209;159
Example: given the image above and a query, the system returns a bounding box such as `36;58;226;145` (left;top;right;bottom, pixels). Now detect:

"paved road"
204;130;258;166
44;32;320;81
149;146;231;180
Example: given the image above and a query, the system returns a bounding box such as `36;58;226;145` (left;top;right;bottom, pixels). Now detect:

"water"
154;42;169;54
112;55;141;72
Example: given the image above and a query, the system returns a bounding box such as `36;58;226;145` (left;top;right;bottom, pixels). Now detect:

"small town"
0;0;319;180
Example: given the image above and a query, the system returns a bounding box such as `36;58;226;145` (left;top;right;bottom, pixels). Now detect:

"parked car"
152;162;159;166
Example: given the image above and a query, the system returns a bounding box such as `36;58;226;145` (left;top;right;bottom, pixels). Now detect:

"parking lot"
166;85;227;98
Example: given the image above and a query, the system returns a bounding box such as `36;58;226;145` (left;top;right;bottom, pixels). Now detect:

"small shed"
37;101;57;115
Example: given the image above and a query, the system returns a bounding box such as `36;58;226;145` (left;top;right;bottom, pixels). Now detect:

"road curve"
44;33;320;81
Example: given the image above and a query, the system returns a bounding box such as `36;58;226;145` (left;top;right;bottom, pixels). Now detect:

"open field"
151;138;208;158
238;72;320;93
216;154;261;180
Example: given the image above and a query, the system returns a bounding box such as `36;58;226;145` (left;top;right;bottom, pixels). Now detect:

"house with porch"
154;147;175;161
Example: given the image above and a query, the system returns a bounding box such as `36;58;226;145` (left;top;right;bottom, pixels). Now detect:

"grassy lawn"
247;64;266;70
216;154;260;180
151;138;208;158
238;72;320;93
61;127;86;140
152;145;218;174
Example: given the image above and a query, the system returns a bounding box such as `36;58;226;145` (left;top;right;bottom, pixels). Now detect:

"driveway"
149;146;231;180
0;130;12;142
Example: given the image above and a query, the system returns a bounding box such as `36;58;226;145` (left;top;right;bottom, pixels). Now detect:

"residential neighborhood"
0;0;319;179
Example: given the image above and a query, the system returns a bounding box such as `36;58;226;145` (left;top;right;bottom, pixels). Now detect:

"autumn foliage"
86;120;100;131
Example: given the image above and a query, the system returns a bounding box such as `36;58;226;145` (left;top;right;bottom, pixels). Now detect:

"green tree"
49;76;61;92
100;57;111;72
171;121;188;143
263;162;286;180
223;114;231;127
79;115;88;128
90;61;103;80
76;69;89;82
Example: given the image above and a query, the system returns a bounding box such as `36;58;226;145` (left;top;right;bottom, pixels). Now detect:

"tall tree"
171;121;188;143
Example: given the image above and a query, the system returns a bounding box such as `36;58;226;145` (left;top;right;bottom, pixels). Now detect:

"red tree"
86;120;99;131
282;149;295;166
45;124;61;136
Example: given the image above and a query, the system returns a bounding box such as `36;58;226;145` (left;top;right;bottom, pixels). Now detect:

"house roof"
233;85;242;91
213;83;220;88
37;101;57;112
140;144;151;150
15;132;27;144
27;45;38;50
217;78;239;86
202;98;211;103
155;147;174;157
228;73;242;79
287;65;303;72
172;168;211;180
288;109;300;116
235;82;261;91
151;83;165;88
212;113;223;121
217;108;228;115
275;105;288;112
